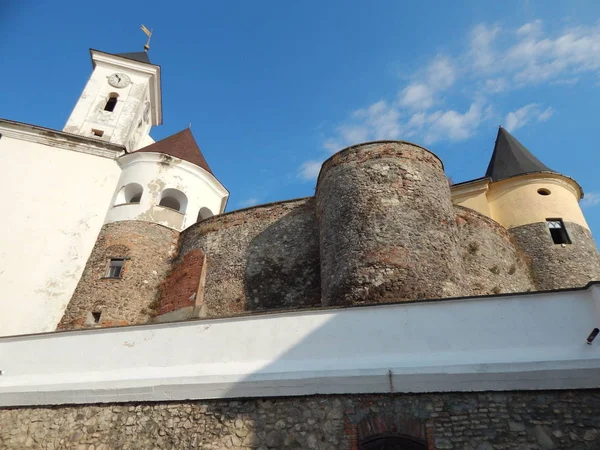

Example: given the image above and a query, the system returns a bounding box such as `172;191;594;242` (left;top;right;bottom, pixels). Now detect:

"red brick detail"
425;420;436;450
344;417;359;450
158;249;204;315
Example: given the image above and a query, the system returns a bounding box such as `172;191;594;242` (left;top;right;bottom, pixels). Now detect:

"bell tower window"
104;93;119;112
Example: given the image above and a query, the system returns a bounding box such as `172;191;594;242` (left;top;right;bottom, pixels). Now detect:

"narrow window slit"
92;312;101;324
105;258;125;278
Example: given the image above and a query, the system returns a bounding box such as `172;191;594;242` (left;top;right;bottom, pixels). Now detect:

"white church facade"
0;49;228;337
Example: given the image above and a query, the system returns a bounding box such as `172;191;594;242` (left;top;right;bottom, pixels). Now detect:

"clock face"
108;73;131;88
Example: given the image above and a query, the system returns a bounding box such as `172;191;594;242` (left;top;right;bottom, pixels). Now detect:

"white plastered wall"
0;134;121;336
63;61;153;151
104;152;228;231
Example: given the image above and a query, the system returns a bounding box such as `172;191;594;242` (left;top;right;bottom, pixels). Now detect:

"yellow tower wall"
487;173;587;230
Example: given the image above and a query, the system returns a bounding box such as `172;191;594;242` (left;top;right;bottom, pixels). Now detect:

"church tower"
63;49;162;151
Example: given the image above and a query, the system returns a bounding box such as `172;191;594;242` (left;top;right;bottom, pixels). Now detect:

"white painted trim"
1;285;600;406
0;119;124;159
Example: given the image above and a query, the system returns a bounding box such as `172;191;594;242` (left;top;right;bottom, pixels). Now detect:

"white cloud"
422;101;491;144
239;197;259;208
299;160;323;181
399;83;434;110
469;23;501;72
304;18;599;178
581;192;600;208
517;20;543;37
504;104;554;132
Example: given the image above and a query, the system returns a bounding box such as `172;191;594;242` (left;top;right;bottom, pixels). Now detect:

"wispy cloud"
298;161;323;181
238;197;259;208
298;19;600;181
582;192;600;208
505;104;554;132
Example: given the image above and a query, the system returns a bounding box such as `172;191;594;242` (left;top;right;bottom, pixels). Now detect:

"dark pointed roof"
116;51;152;64
135;129;214;175
485;127;555;182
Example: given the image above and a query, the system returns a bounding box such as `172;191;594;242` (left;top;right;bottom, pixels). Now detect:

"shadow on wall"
243;199;321;312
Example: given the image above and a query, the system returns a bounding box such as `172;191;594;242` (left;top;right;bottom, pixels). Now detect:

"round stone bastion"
315;140;465;307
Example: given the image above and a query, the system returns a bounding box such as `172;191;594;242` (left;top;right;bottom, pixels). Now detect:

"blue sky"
1;0;600;237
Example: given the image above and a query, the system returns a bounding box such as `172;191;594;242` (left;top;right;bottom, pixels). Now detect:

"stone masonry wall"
454;206;536;296
1;390;600;449
58;221;179;329
316;141;465;307
177;198;321;317
509;221;600;290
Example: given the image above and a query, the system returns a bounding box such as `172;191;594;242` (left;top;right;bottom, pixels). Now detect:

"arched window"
159;188;188;213
104;93;118;112
114;183;143;206
197;207;214;222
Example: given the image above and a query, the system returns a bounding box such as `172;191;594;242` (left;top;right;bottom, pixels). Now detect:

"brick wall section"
509;221;600;290
1;390;599;449
316;141;466;307
158;248;204;315
178;197;321;317
58;221;179;330
454;206;536;296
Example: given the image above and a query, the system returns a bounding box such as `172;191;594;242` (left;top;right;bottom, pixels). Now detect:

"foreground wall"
0;123;122;336
1;391;599;449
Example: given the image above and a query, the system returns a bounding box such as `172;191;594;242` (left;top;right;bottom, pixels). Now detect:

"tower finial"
141;24;153;53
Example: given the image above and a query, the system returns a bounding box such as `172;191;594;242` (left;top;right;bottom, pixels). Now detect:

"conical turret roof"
485;127;555;182
135;128;214;175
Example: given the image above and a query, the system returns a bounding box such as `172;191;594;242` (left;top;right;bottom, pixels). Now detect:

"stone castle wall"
58;221;179;329
454;206;536;296
1;390;599;449
316;141;465;306
57;141;600;328
174;198;321;317
509;221;600;291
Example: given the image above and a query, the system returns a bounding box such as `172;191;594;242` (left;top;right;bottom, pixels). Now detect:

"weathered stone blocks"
1;390;599;449
509;221;600;290
455;206;536;296
178;198;321;317
58;221;179;329
316;141;465;306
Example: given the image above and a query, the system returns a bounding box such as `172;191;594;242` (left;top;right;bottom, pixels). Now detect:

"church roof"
115;51;152;64
135;128;213;175
485;127;556;182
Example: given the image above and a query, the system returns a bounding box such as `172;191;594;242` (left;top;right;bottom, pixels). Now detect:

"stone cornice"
0;118;125;159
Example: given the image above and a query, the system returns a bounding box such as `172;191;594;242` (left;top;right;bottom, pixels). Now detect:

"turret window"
104;93;119;112
197;207;214;222
159;188;188;214
547;219;571;245
114;183;143;206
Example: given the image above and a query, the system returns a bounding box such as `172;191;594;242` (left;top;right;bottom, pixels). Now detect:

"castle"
1;47;600;449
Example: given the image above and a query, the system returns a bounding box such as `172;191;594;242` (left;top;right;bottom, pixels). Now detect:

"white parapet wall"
1;284;599;407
